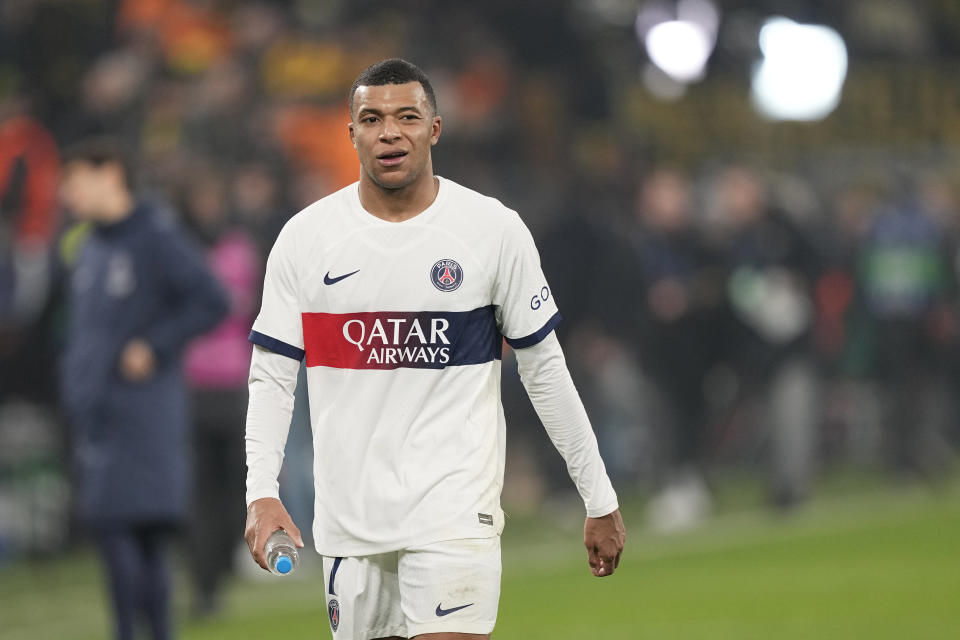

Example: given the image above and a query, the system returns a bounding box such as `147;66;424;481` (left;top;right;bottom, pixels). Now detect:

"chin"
371;170;416;191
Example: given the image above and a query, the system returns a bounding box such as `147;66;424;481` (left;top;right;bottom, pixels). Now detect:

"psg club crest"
328;598;340;632
431;259;463;292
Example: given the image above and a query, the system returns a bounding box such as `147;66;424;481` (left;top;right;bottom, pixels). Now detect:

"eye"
362;116;379;124
400;114;420;120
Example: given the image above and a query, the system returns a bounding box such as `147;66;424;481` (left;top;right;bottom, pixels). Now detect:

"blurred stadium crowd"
1;0;959;569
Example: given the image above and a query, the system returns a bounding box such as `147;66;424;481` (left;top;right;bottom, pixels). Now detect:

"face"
719;167;766;225
60;161;108;221
640;170;692;231
349;82;441;192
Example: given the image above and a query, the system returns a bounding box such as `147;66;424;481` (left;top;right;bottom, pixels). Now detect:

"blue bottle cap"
275;555;293;574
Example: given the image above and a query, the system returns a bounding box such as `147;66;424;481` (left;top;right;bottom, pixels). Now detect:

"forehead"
62;160;96;177
353;82;430;115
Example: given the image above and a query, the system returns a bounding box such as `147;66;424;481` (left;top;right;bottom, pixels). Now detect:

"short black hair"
349;58;437;118
62;137;136;190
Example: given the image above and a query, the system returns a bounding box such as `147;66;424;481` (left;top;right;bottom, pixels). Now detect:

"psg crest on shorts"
328;598;340;632
431;259;463;292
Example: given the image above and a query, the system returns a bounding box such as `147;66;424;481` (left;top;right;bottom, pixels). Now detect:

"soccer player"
244;59;625;640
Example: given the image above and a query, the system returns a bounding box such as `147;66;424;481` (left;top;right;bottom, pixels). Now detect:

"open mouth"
377;150;408;166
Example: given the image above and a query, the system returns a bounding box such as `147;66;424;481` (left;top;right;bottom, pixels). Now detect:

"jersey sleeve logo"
431;258;463;292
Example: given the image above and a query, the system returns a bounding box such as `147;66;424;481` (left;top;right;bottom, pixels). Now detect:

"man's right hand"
244;497;304;571
119;338;156;382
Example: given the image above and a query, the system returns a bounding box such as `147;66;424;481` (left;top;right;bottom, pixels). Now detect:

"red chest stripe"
301;305;502;370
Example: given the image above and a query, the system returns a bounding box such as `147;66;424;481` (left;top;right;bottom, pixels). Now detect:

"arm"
140;225;230;363
492;209;625;575
243;220;307;569
514;332;626;577
244;345;304;569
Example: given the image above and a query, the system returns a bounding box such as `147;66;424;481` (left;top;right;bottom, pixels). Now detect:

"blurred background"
1;0;959;638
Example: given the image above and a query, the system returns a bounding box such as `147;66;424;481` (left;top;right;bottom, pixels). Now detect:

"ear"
348;120;357;148
430;115;442;146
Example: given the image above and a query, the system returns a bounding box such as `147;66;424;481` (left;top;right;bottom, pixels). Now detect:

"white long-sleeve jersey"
245;177;617;556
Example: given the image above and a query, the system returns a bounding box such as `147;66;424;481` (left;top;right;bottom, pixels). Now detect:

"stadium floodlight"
750;17;848;121
644;19;713;83
636;0;719;87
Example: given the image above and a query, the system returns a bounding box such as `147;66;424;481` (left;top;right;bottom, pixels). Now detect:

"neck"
358;172;439;223
97;190;135;224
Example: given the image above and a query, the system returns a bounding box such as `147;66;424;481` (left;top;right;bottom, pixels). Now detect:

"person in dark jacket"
629;168;723;531
708;165;822;508
59;139;229;640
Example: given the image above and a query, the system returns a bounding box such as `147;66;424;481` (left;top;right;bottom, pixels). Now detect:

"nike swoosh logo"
324;270;360;285
436;603;474;617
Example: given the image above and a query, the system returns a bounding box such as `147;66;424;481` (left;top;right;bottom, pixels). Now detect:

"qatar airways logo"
301;307;500;371
341;316;452;365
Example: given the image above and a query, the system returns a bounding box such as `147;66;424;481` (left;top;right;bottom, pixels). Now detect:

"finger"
600;555;616;576
254;526;276;570
286;521;305;548
586;546;600;575
252;536;268;570
600;540;621;560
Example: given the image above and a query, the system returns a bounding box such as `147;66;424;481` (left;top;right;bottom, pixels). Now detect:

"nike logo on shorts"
324;270;360;285
436;602;474;617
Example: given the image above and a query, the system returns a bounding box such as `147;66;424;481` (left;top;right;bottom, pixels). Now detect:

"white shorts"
322;536;501;639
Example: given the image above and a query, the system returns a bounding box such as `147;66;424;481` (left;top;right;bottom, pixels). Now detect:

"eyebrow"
357;106;422;117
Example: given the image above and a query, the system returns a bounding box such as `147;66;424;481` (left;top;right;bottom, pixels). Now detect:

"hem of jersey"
357;625;408;640
407;620;496;636
505;311;563;349
248;330;305;361
313;527;500;558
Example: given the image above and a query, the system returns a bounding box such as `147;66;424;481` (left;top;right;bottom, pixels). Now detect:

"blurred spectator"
59;139;228;640
118;0;234;75
0;107;60;400
231;161;288;256
273;103;359;191
180;167;260;618
707;165;822;508
628;168;723;531
856;188;957;477
0;108;66;561
813;184;881;463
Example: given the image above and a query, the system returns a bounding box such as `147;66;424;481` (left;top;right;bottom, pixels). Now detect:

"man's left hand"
584;508;625;577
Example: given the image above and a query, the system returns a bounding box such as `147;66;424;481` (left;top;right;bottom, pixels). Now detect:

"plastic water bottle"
265;529;299;576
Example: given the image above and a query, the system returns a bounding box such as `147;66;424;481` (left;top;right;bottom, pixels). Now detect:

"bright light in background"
645;20;712;82
636;0;719;89
751;17;848;121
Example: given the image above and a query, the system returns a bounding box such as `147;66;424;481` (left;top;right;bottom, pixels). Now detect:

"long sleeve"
514;332;619;518
245;344;302;506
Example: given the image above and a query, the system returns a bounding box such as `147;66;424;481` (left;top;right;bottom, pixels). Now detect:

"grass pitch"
2;476;958;639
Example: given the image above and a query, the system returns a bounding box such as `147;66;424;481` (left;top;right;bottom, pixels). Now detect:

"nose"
379;117;401;142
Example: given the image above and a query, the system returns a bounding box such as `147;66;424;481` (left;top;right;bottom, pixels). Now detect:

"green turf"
2;477;959;640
